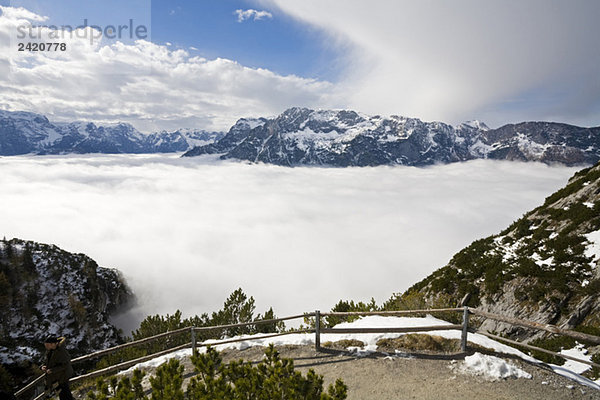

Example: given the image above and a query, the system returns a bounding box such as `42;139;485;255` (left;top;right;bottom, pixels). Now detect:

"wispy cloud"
235;9;273;23
0;155;579;333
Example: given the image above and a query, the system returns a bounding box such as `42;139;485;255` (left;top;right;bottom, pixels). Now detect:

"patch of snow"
559;344;592;374
584;230;600;266
516;133;550;157
584;202;595;209
469;140;494;157
236;118;265;130
454;352;531;380
460;120;489;131
549;365;600;391
532;253;554;267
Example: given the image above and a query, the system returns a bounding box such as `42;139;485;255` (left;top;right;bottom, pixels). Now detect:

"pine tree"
211;288;256;336
22;244;36;274
255;307;285;333
149;359;184;400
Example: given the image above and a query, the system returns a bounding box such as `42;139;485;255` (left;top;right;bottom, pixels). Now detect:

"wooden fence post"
461;306;469;352
191;327;196;355
315;310;321;352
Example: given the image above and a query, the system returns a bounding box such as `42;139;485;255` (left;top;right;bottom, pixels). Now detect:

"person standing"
41;336;74;400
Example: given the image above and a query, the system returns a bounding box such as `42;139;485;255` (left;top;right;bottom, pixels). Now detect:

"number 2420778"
18;43;67;51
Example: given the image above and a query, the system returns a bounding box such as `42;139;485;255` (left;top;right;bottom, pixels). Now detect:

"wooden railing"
14;307;600;399
15;314;312;400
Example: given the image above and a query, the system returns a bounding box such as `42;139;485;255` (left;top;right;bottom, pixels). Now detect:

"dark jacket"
44;337;74;386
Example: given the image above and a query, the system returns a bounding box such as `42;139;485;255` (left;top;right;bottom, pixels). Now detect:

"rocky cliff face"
0;238;132;365
183;107;600;167
401;162;600;341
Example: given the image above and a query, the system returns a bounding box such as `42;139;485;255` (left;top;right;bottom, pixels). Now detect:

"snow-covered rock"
0;238;132;365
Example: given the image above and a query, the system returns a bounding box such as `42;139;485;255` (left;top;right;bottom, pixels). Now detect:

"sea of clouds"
0;154;581;333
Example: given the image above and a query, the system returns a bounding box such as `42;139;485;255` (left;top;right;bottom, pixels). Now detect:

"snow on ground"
119;315;600;390
584;230;600;266
559;344;593;374
452;353;531;381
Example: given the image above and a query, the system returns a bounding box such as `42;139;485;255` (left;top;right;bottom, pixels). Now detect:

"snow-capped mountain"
0;238;132;365
0;110;224;155
183;107;600;166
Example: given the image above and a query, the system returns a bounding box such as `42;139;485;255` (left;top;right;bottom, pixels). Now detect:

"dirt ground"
89;344;600;400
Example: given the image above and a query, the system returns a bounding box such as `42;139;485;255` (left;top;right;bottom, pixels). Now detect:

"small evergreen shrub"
322;339;365;350
88;345;348;400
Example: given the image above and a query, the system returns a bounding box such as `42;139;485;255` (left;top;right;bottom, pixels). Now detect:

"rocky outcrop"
0;238;133;365
399;161;600;341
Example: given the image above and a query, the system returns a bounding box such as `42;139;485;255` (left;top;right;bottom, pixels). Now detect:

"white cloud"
0;154;579;333
0;6;48;22
262;0;600;127
0;6;331;132
235;9;273;23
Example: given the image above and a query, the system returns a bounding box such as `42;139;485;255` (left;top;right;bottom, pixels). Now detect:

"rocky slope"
0;110;223;155
183;107;600;167
0;238;132;365
398;161;600;340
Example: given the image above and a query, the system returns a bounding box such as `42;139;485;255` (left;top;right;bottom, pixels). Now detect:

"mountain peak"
460;120;489;131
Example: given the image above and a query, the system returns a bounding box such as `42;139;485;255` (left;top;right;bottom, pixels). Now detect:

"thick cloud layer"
0;155;580;333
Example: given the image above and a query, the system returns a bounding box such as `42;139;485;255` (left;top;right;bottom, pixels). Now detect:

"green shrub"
188;345;347;400
0;364;14;393
90;345;348;400
325;298;378;327
322;339;365;350
149;359;184;400
96;289;285;370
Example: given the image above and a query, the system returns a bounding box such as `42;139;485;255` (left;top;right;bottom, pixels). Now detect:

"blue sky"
4;0;340;81
151;0;339;80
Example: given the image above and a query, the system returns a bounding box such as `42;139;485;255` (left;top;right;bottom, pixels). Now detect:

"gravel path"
211;345;600;400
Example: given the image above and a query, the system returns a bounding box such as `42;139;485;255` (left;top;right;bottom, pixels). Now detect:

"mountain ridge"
0;110;224;155
183;107;600;167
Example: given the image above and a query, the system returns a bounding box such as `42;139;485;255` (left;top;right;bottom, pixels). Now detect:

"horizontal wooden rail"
71;325;191;364
70;313;310;365
475;330;600;369
321;308;463;317
470;309;600;345
321;324;463;335
70;342;192;384
72;329;314;383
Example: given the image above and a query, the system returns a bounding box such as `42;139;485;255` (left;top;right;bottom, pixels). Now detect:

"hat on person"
44;336;59;344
